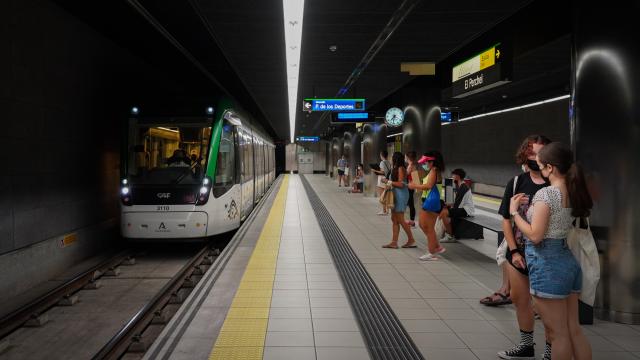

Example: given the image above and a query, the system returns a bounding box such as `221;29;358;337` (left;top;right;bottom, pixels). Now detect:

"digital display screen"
441;112;452;122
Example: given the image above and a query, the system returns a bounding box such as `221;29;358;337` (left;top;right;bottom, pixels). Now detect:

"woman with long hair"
511;142;593;360
409;151;446;260
382;152;416;249
405;151;418;227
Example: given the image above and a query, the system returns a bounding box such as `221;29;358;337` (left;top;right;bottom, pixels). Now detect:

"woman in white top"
372;150;391;215
510;142;593;360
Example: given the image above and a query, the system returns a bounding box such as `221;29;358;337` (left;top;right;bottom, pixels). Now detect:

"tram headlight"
120;186;132;206
196;177;212;205
121;179;128;185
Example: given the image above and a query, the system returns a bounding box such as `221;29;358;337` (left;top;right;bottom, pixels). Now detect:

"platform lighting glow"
458;95;570;122
121;179;128;185
203;178;210;185
121;187;130;195
157;127;179;133
131;107;139;115
387;132;403;138
282;0;305;143
206;107;214;114
199;186;209;195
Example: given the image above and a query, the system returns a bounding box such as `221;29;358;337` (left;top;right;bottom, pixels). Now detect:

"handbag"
435;217;445;239
422;186;441;212
567;217;601;306
496;175;518;266
379;187;394;207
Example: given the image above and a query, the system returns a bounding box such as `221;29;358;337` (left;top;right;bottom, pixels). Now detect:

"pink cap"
417;155;435;164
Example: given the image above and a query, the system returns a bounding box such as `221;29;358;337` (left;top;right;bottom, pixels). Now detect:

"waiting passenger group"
336;135;595;360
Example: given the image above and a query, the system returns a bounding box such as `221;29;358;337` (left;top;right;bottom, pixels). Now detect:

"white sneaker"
419;253;439;261
440;233;456;243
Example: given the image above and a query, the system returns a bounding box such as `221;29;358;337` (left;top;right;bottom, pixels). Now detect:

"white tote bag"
496;176;518;266
567;218;601;306
435;217;445;240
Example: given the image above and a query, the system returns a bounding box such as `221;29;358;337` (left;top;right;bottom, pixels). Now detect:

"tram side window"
213;121;235;197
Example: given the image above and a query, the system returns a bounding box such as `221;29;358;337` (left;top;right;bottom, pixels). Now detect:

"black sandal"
479;292;512;306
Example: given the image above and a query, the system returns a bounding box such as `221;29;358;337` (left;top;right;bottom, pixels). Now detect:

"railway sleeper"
122;257;136;266
57;294;79;306
104;267;121;277
24;313;49;327
168;288;192;304
127;325;164;353
84;280;103;290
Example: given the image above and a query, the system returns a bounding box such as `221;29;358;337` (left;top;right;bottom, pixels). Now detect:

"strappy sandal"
479;292;512;306
401;242;417;248
382;243;398;249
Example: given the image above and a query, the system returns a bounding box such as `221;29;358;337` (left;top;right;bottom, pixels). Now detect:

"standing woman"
405;151;418;227
409;151;446;260
372;151;392;215
382;152;416;249
511;142;593;360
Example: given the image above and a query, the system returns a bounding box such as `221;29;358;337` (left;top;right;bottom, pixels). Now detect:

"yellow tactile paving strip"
209;175;289;360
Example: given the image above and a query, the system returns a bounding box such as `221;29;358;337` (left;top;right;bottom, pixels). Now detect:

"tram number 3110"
157;206;171;211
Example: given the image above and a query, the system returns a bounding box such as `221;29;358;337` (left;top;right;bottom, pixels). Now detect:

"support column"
572;0;640;324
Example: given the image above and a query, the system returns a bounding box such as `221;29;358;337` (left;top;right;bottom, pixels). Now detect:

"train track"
0;244;221;360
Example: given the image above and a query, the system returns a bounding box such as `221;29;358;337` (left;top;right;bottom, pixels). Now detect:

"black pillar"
572;0;640;324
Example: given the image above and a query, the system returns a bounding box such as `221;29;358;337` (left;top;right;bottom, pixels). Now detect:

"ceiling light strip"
387;132;403;138
283;0;305;143
458;94;570;122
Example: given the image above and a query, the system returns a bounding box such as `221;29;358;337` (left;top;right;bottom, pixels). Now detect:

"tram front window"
128;126;211;185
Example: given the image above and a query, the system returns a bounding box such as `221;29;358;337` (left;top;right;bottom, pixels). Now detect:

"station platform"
145;174;640;360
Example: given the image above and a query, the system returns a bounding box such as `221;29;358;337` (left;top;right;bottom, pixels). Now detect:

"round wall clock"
385;107;404;127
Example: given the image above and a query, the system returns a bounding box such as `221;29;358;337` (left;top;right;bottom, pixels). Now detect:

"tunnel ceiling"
55;0;568;141
198;0;533;140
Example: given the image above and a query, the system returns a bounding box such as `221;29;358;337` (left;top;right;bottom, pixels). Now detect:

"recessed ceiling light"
329;45;337;52
283;0;305;144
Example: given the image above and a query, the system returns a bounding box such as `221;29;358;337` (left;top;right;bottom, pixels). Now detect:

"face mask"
526;159;540;172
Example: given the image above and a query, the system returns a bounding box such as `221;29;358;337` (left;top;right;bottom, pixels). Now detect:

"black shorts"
337;169;344;176
357;182;363;192
448;208;468;218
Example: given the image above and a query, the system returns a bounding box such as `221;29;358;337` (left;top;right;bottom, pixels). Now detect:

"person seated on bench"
349;164;365;193
438;168;474;242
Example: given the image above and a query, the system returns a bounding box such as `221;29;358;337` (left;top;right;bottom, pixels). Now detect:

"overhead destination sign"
451;43;511;98
295;136;320;142
303;98;365;112
331;112;375;123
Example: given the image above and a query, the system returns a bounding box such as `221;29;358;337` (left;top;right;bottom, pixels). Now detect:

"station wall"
0;0;177;298
442;98;570;188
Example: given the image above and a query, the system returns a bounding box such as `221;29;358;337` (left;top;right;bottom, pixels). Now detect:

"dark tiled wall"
0;0;164;254
442;99;570;187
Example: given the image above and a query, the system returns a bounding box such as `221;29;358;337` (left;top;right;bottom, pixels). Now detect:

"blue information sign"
303;98;365;112
296;136;320;142
331;112;375;123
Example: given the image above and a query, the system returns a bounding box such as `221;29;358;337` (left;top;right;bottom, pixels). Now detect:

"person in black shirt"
484;135;552;360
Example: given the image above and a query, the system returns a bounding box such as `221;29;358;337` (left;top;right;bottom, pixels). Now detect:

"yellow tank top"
421;171;443;199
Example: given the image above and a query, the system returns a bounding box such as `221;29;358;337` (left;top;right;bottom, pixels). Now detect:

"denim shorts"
525;238;582;299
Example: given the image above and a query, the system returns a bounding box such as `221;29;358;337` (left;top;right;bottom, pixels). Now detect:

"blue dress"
392;180;409;213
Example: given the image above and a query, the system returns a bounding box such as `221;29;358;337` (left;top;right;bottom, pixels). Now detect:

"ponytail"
566;162;593;218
